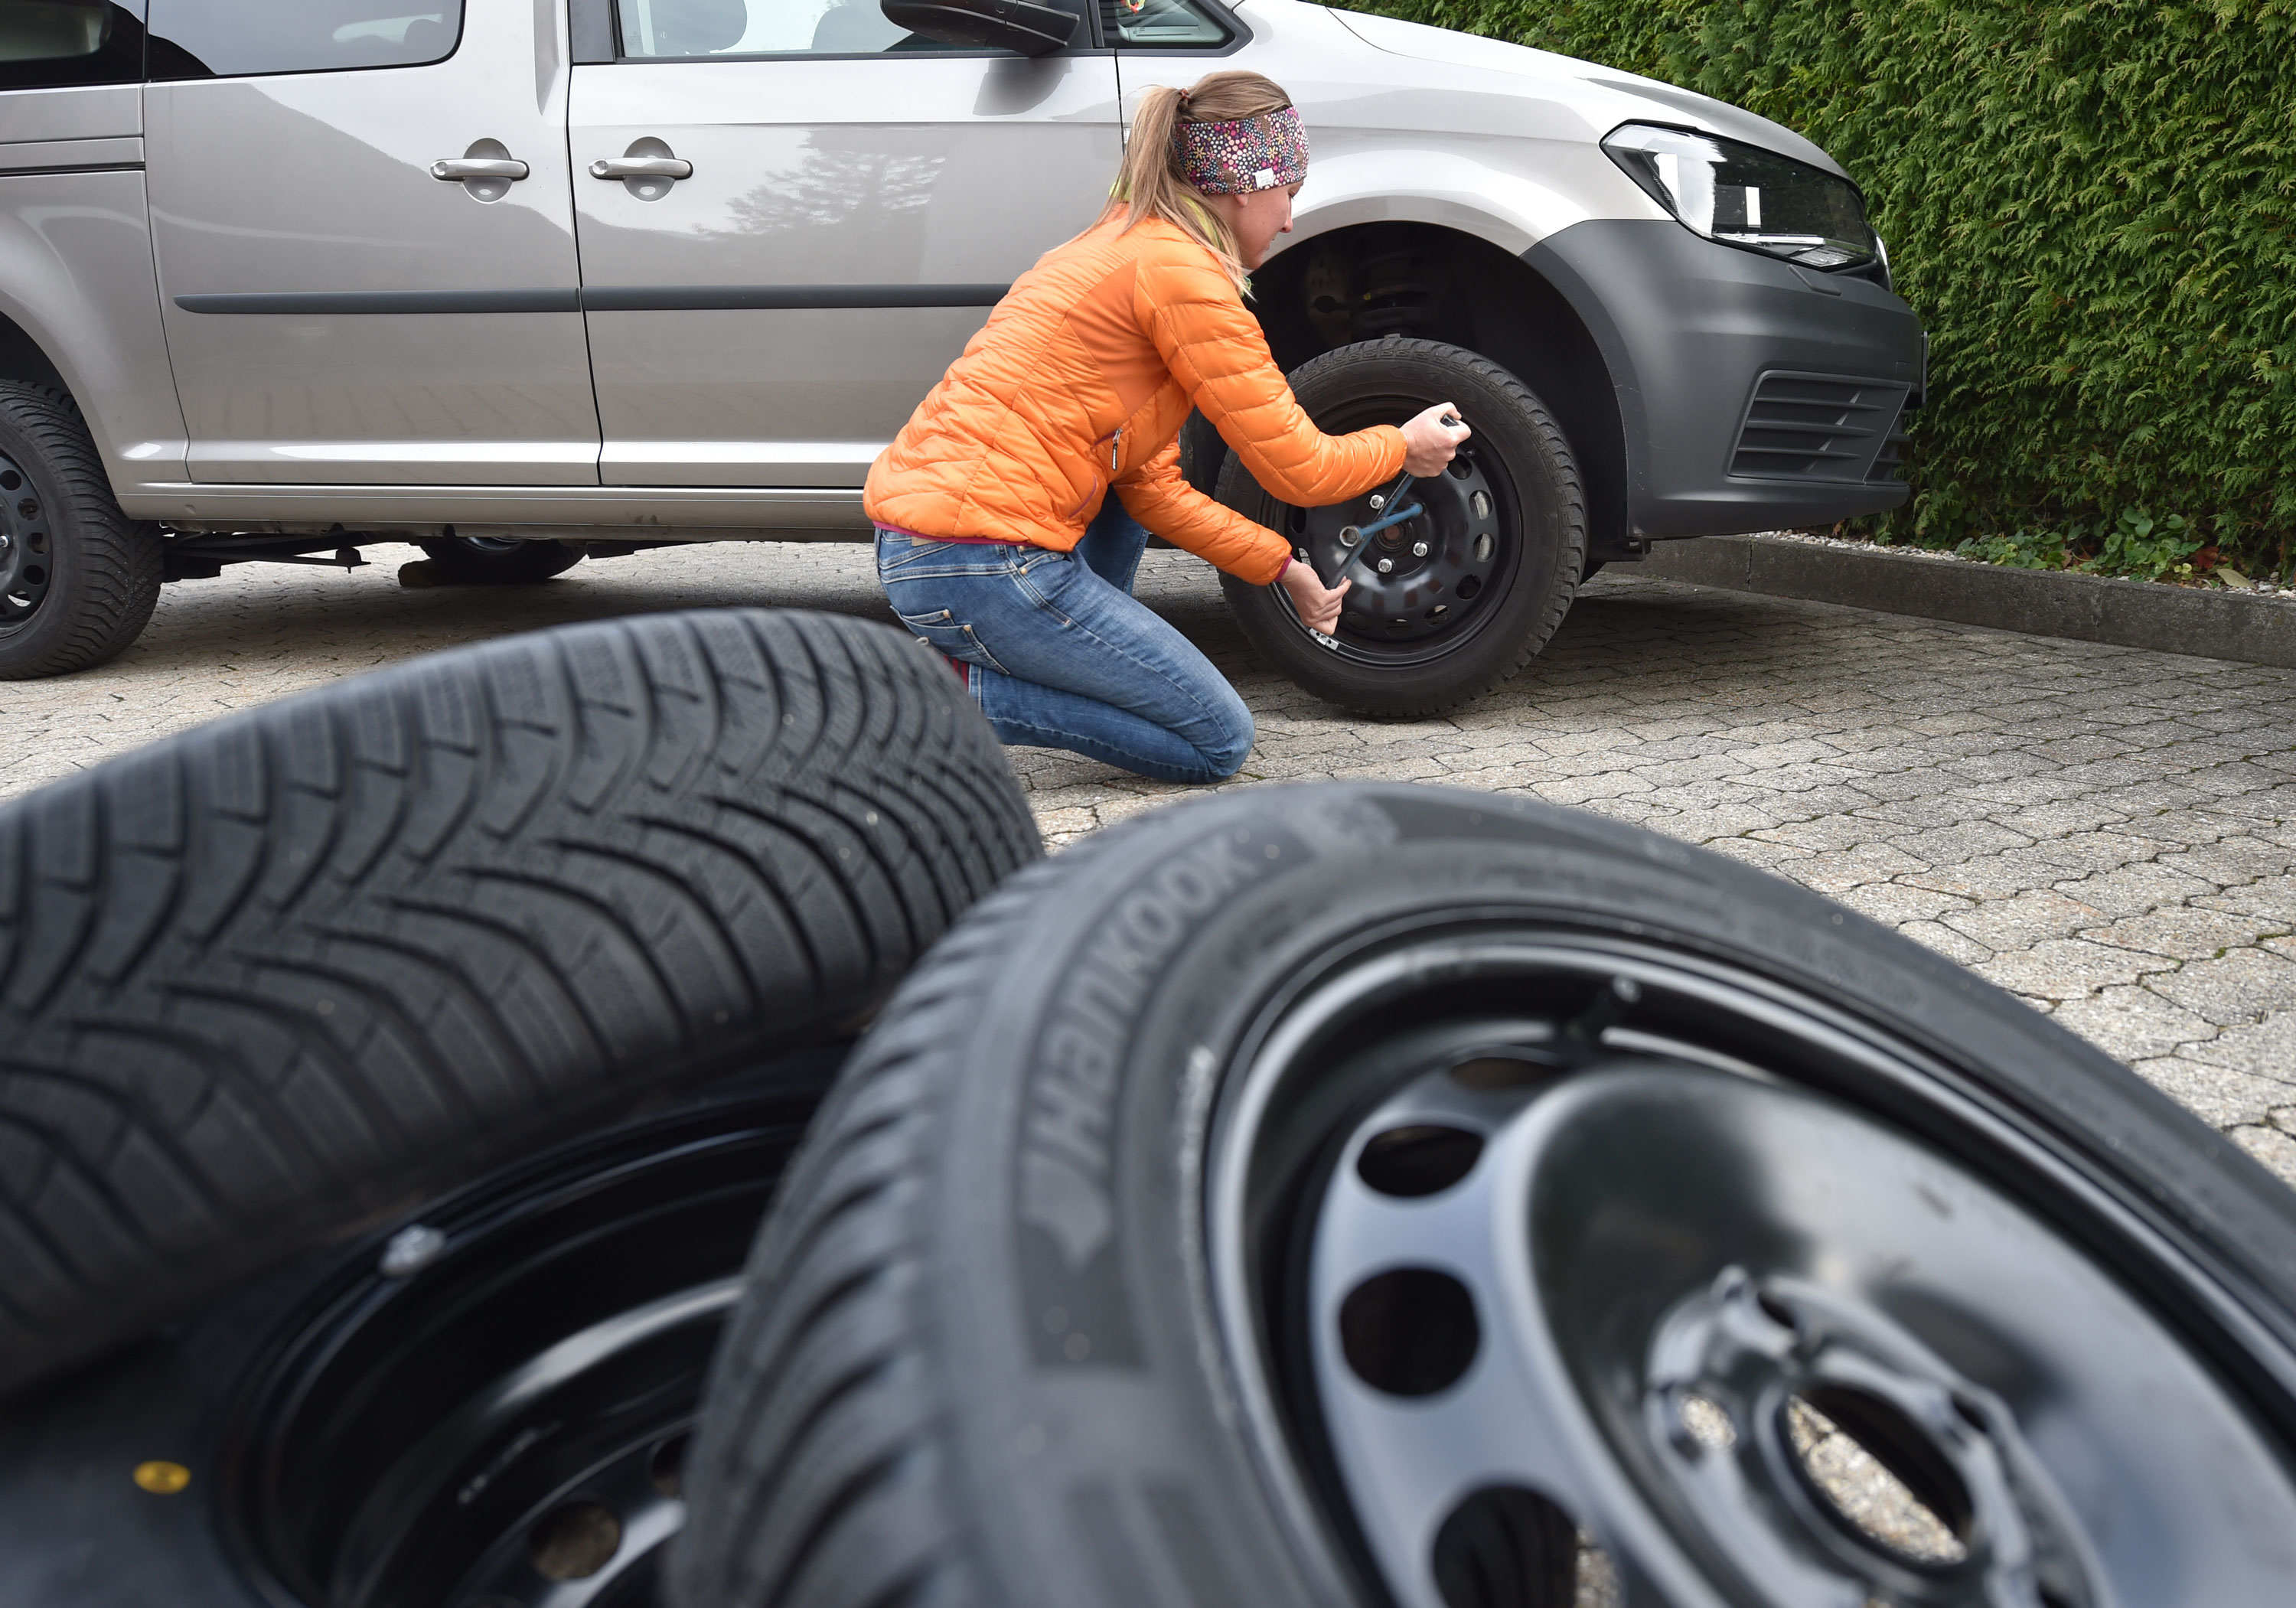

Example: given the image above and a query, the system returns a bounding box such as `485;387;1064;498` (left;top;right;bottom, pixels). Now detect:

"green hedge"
1358;0;2296;581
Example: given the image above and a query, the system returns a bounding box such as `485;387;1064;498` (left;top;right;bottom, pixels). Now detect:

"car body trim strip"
175;285;1014;315
579;284;1011;311
176;290;585;315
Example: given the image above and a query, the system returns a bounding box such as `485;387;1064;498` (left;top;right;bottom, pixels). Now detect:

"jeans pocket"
1011;551;1077;628
894;607;1009;676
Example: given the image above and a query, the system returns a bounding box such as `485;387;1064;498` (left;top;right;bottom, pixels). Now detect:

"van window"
146;0;463;77
0;0;146;89
612;0;1026;57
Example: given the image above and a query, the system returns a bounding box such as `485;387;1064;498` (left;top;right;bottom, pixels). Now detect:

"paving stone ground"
5;540;2294;1186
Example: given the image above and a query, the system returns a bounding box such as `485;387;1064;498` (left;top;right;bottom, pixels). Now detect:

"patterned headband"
1174;105;1309;196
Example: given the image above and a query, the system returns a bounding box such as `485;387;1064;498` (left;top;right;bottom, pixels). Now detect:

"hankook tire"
676;782;2296;1608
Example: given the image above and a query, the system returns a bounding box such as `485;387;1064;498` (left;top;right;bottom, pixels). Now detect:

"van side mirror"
881;0;1079;57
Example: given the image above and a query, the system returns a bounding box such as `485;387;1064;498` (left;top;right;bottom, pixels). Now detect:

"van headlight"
1601;122;1880;272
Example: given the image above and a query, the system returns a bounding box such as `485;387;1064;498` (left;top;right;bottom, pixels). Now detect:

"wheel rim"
0;450;52;631
219;1086;810;1608
1207;932;2296;1607
1264;390;1525;667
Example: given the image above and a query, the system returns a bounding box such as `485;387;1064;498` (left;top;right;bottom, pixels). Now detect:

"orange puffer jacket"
864;212;1406;586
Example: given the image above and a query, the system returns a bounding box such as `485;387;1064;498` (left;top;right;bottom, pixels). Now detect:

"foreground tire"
416;534;585;584
0;381;162;680
0;1052;838;1608
0;608;1040;1398
1218;340;1584;716
679;783;2296;1608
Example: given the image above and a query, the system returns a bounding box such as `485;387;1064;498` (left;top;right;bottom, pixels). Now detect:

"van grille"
1728;372;1912;484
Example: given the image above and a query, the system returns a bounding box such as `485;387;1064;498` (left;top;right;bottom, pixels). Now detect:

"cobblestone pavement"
5;540;2293;1186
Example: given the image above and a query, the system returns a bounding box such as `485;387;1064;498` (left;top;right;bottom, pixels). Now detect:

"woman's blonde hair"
1102;70;1294;292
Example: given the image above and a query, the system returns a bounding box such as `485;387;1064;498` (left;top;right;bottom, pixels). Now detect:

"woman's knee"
1198;703;1254;779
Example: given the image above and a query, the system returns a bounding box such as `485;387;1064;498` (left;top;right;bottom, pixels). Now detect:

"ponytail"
1101;71;1295;293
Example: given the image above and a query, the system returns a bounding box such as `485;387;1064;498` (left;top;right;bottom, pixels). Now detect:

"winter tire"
416;534;585;584
0;381;163;680
0;1051;840;1608
0;608;1040;1399
677;782;2296;1608
1217;340;1585;716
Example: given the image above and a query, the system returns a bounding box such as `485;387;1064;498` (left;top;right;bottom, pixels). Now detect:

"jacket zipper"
1109;429;1123;476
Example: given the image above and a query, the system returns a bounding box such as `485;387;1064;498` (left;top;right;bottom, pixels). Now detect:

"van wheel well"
1223;223;1631;565
0;310;70;402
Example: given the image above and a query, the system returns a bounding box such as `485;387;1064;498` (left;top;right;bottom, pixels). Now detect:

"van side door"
143;0;600;486
568;0;1118;498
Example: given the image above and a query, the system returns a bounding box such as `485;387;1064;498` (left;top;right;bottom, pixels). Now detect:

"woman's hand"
1400;403;1472;477
1280;558;1349;634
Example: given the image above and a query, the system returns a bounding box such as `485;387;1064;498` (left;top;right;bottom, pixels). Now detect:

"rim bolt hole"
1447;1052;1546;1089
1471;490;1492;520
1340;1268;1479;1397
528;1499;623;1581
1456;575;1483;602
1675;1389;1738;1453
28;531;45;553
0;470;18;491
21;566;43;587
648;1430;690;1497
1786;1391;1971;1566
1357;1125;1483;1198
16;498;35;519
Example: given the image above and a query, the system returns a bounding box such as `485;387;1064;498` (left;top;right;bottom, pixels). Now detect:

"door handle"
431;157;530;181
589;156;693;180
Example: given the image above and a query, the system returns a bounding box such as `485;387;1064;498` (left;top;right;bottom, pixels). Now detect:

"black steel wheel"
0;380;162;679
1217;340;1584;716
0;1052;841;1608
674;783;2296;1608
416;535;585;584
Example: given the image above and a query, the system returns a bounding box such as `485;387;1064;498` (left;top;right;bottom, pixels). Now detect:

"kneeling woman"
867;70;1469;783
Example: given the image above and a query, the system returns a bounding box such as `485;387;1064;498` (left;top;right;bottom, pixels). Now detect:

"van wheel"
677;783;2296;1608
416;535;585;584
1217;340;1584;716
0;608;1041;1400
0;381;161;680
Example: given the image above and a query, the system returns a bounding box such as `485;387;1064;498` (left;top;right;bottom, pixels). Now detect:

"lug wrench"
1303;413;1461;650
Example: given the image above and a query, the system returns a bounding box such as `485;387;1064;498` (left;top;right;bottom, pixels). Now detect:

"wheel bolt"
1368;494;1386;511
1376;557;1394;574
0;533;10;553
1411;541;1430;557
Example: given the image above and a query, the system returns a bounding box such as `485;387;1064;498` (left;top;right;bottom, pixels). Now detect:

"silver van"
0;0;1922;698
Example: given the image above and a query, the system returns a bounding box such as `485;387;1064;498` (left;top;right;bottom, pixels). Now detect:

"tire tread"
0;381;161;680
0;608;1039;1394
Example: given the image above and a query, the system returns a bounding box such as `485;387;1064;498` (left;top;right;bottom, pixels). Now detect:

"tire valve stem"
380;1222;448;1279
1561;975;1642;1057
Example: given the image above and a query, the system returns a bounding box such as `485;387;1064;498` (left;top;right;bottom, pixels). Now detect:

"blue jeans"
876;504;1254;784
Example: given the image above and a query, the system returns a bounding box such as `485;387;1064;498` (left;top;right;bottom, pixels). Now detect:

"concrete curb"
1640;534;2296;669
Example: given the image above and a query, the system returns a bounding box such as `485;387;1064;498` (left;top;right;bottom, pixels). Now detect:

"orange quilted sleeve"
1136;237;1407;517
1114;438;1293;584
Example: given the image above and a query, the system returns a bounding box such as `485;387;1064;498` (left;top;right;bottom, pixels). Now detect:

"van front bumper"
1525;219;1926;540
